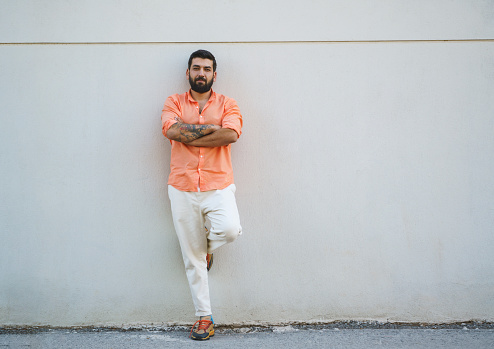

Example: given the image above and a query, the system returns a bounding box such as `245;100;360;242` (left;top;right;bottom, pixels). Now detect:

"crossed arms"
166;117;238;147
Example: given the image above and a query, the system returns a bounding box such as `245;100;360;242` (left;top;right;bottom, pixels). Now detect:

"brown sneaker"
189;319;214;340
206;253;213;272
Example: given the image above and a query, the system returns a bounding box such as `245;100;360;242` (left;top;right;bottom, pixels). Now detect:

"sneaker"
189;319;214;340
206;253;213;271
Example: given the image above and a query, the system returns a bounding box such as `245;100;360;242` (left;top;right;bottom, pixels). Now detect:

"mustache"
195;77;207;82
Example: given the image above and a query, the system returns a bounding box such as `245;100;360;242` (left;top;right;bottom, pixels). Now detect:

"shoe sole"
191;329;215;340
207;254;213;271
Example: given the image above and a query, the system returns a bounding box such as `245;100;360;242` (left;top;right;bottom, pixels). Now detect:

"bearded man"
160;49;243;340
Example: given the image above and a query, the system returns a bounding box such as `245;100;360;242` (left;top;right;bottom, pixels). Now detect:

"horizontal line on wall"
1;39;494;45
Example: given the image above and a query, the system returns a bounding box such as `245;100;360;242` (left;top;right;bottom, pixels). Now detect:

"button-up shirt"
161;90;243;192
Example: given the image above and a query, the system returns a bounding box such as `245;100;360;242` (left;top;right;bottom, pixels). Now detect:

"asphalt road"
1;327;494;349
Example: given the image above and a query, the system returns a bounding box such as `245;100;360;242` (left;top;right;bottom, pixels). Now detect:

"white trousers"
168;184;242;316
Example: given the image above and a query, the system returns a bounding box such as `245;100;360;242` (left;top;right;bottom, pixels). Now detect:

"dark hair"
188;50;217;72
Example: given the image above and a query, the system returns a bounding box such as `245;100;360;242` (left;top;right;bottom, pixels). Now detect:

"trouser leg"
168;185;211;317
202;184;242;254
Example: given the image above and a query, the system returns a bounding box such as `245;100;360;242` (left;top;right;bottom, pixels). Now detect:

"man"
161;50;243;340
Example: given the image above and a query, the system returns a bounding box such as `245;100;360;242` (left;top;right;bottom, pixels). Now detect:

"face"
187;58;216;94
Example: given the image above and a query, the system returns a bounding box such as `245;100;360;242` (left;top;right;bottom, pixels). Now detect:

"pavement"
1;323;494;348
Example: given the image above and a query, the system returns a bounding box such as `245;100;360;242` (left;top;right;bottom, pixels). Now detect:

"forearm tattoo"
175;123;215;143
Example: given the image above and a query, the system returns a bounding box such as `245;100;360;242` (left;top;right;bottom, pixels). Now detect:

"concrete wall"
1;1;493;326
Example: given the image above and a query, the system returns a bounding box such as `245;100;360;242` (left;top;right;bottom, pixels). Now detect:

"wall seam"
1;39;494;46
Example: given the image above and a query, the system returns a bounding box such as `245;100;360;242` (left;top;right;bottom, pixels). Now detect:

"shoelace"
189;319;213;337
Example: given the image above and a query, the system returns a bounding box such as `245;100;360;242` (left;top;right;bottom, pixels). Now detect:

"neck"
190;89;212;102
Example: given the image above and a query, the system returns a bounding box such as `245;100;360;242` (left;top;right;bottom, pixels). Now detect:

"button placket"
200;96;214;123
198;151;205;169
198;149;205;190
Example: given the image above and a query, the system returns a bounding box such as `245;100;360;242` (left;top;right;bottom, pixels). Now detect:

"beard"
189;75;214;93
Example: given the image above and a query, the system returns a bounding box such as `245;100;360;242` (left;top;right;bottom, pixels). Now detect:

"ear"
186;69;190;79
213;71;217;82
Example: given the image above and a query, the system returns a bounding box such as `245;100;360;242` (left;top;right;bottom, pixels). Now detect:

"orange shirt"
161;90;243;192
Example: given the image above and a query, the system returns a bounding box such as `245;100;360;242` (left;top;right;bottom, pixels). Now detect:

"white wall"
1;1;493;326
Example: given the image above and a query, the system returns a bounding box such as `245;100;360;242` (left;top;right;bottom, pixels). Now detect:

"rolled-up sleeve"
161;96;180;138
222;98;243;138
